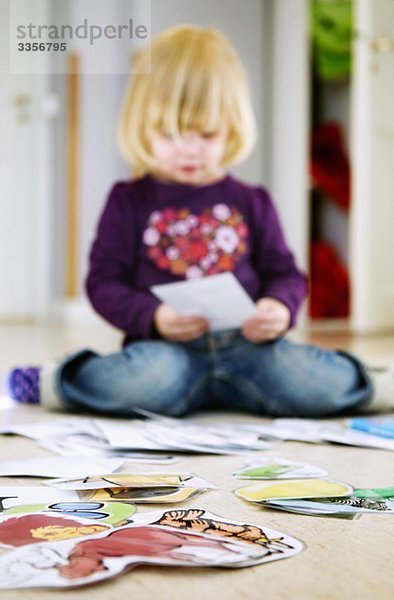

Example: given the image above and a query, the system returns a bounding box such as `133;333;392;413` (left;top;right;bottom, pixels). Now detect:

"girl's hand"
154;304;209;342
241;297;291;344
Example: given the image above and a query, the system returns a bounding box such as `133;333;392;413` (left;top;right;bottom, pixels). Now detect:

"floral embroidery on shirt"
143;204;248;279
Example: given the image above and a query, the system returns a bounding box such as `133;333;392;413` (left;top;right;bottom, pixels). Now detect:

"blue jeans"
46;330;373;417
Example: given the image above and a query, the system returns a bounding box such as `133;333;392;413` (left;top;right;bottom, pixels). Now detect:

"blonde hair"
118;25;256;177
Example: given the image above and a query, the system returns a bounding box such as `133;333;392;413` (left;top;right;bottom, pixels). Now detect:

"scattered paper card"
0;526;258;588
0;420;83;440
76;486;209;504
271;419;394;450
151;272;256;331
133;507;304;568
0;486;78;510
0;508;303;589
353;486;394;499
94;414;269;455
45;472;215;491
45;473;190;491
44;472;215;504
0;512;111;548
0;418;178;463
0;456;124;478
348;416;394;439
264;487;394;517
233;458;329;480
235;479;353;503
0;486;139;509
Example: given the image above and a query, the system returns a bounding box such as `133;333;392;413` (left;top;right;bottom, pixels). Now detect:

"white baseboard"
48;297;111;328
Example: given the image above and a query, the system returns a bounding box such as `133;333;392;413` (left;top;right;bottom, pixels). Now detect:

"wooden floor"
1;319;394;379
0;321;393;599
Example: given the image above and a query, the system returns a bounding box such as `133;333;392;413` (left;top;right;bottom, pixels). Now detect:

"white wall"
265;0;310;271
350;0;394;331
55;1;130;299
0;0;55;318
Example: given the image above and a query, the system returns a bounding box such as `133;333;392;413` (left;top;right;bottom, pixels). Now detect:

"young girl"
7;25;392;416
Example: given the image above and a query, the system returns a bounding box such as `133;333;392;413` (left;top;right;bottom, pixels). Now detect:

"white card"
151;272;256;331
0;456;124;478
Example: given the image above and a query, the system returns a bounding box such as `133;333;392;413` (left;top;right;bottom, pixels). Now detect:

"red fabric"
309;241;350;318
310;122;350;210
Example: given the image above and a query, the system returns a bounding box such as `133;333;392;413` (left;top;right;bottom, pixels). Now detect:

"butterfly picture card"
233;457;329;480
0;519;302;589
235;479;354;504
131;507;304;568
3;500;136;527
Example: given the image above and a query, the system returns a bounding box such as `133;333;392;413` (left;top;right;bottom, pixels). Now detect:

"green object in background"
310;0;354;80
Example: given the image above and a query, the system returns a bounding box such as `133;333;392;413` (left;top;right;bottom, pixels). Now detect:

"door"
350;0;394;331
0;0;53;318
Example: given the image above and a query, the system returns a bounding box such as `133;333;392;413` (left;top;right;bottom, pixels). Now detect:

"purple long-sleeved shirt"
86;175;308;344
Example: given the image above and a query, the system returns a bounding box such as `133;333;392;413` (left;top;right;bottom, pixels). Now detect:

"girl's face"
150;128;227;185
